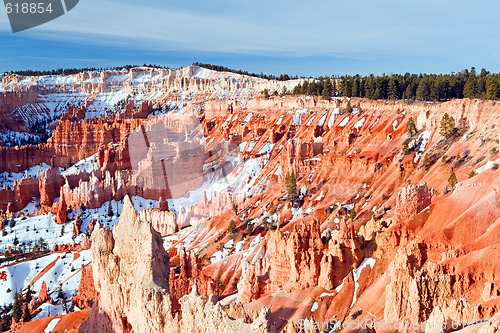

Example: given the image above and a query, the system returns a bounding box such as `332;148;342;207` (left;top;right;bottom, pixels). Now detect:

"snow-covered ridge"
1;65;302;94
0;66;303;138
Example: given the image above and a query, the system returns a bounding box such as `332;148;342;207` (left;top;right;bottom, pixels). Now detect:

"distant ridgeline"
4;64;500;101
192;62;298;81
5;64;166;77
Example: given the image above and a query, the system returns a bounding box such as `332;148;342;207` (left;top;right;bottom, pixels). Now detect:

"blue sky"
0;0;499;76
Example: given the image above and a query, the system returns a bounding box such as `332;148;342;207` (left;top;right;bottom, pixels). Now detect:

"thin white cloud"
25;1;328;55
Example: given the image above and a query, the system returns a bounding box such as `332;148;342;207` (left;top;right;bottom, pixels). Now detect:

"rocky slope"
1;66;500;332
80;195;269;333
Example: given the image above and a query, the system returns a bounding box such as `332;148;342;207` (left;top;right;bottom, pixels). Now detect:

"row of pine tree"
292;67;500;101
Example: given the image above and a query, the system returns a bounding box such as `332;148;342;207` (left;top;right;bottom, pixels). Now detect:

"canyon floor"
1;66;500;332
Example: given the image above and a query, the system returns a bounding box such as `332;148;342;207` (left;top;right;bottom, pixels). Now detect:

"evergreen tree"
448;171;458;189
341;79;352;96
285;171;297;198
24;285;34;304
470;67;476;77
486;76;500;100
57;287;65;302
463;77;477;98
416;79;430;101
405;82;417;100
262;89;270;99
22;304;30;322
402;140;410;155
345;100;353;113
430;80;439;101
280;86;287;97
322;78;332;99
215;276;223;296
227;220;236;233
12;291;22;322
352;78;360;97
406;117;417;137
107;200;113;217
307;81;316;95
232;277;238;290
440;113;456;139
269;202;276;214
301;81;309;95
423;154;430;165
388;78;398;99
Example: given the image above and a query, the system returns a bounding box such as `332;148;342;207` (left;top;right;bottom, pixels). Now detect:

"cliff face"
266;220;363;292
383;241;497;326
80;195;270;333
75;264;96;309
48;118;144;167
80;195;173;333
393;183;432;228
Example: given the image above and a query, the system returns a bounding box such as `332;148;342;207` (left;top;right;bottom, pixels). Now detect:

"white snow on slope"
327;112;336;129
0;250;91;306
317;114;327;127
44;318;61;332
476;161;499;174
34;303;66;321
292;109;307;126
339;116;349;127
0;196;155;255
311;302;319;312
241;113;252;125
258;143;275;155
413;131;431;163
249;234;262;248
354;117;365;130
0;130;40;147
350;257;376;308
0;163;51;190
61;153;98;176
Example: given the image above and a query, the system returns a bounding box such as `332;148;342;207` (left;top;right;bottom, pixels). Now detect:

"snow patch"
292;109;307;126
339;116;349;127
61;153;98;176
354;117;365;130
44;318;61;333
311;302;319;312
350;257;376;308
249;234;262;248
0;163;51;190
476;161;498;174
317;114;327;127
308;171;314;183
327;112;336;128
